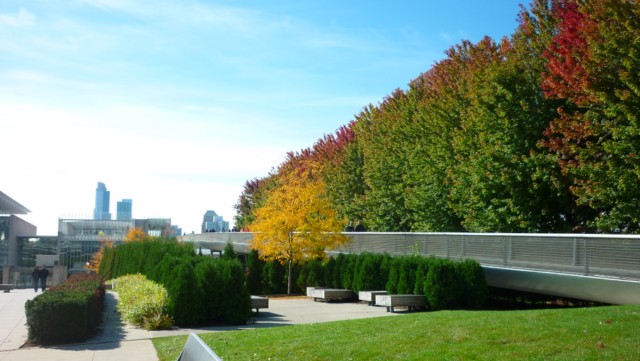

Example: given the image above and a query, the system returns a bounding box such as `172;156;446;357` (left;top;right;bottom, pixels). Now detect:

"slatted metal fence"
336;233;640;279
181;232;640;280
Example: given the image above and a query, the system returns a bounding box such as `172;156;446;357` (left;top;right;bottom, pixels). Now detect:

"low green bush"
353;253;390;293
245;250;264;295
25;273;104;345
297;258;323;291
114;274;173;330
261;261;286;294
424;258;464;310
458;259;488;309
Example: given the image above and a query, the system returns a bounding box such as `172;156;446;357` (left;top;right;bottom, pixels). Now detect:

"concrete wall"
7;216;37;266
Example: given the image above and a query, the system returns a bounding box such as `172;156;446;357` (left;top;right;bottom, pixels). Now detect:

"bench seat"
308;288;355;302
251;295;268;313
375;294;426;312
0;284;14;293
358;290;388;306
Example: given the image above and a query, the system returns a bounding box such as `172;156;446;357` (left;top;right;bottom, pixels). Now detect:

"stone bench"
0;284;14;293
251;295;268;313
177;333;223;361
307;287;355;302
358;290;387;306
374;294;427;313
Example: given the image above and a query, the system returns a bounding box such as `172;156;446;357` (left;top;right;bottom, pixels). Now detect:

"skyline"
2;0;525;234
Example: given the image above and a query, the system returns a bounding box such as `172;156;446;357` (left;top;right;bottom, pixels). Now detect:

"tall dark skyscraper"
93;182;111;220
116;199;133;221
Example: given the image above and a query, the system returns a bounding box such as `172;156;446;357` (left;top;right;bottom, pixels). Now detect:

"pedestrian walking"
32;266;40;292
39;266;50;291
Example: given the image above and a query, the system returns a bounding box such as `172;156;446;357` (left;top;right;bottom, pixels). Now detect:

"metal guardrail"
179;232;640;281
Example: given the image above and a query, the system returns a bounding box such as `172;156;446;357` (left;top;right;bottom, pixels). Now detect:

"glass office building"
117;199;133;221
201;210;229;232
57;217;173;268
93;182;111;220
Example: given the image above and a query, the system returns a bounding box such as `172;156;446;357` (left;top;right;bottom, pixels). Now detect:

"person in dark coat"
344;222;354;232
39;266;50;291
354;220;367;232
32;266;40;292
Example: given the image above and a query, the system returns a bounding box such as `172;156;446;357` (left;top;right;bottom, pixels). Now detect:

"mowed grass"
152;304;640;361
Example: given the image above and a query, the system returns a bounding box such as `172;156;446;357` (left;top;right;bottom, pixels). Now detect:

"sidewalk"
1;291;396;361
0;289;158;361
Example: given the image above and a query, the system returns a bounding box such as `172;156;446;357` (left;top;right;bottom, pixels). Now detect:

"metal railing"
180;232;640;280
336;233;640;280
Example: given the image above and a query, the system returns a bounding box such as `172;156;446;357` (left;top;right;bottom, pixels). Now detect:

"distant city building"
116;199;133;221
1;189;179;286
0;191;36;267
57;217;173;269
169;225;182;237
201;210;229;232
93;182;111;220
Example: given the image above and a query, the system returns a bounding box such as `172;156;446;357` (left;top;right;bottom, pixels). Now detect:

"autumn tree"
249;165;349;294
234;175;277;230
84;231;114;272
541;0;640;231
124;227;151;242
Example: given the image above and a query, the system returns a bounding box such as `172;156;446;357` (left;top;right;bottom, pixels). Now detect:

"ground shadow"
44;291;129;351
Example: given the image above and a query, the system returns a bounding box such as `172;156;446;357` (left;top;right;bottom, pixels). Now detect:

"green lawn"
153;305;640;360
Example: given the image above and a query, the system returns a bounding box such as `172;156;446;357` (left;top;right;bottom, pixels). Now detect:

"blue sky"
2;0;525;234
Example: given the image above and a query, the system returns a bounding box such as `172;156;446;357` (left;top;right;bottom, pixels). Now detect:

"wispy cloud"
0;8;35;26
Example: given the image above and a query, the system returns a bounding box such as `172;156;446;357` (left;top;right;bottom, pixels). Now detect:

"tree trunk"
287;258;292;295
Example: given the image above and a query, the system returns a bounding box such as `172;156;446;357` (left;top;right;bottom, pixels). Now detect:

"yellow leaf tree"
124;227;150;242
249;167;349;294
84;231;113;272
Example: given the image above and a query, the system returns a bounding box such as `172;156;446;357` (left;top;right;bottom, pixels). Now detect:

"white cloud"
0;8;35;27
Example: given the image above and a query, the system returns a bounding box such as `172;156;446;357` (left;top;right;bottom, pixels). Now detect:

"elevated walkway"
179;232;640;305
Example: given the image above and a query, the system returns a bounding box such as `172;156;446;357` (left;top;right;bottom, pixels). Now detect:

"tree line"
235;0;640;234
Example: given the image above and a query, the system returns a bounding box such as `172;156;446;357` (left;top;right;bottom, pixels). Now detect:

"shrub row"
25;273;105;345
100;239;251;326
288;253;486;310
113;274;173;330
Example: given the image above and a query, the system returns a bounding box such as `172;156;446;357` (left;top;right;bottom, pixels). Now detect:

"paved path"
151;295;397;337
0;289;157;361
0;291;397;361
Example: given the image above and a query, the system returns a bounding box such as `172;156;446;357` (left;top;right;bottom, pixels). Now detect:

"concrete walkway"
0;289;158;361
0;291;396;361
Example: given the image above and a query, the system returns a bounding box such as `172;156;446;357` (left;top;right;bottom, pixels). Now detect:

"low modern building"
58;217;173;269
2;190;179;288
0;191;37;267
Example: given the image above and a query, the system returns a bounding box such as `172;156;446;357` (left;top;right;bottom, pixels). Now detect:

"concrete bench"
0;284;14;293
177;333;223;361
306;286;325;297
375;294;427;313
251;295;268;313
308;288;355;302
358;290;387;306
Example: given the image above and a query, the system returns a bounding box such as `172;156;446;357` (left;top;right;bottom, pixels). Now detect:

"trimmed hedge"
25;273;105;345
246;250;264;295
99;238;252;326
249;252;487;311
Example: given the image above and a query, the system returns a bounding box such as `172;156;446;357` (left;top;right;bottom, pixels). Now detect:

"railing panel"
179;232;640;280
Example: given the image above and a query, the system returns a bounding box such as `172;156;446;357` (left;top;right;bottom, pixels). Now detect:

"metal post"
583;237;589;275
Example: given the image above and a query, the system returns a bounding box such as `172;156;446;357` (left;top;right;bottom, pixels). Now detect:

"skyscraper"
201;210;229;232
116;199;133;221
93;182;111;220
